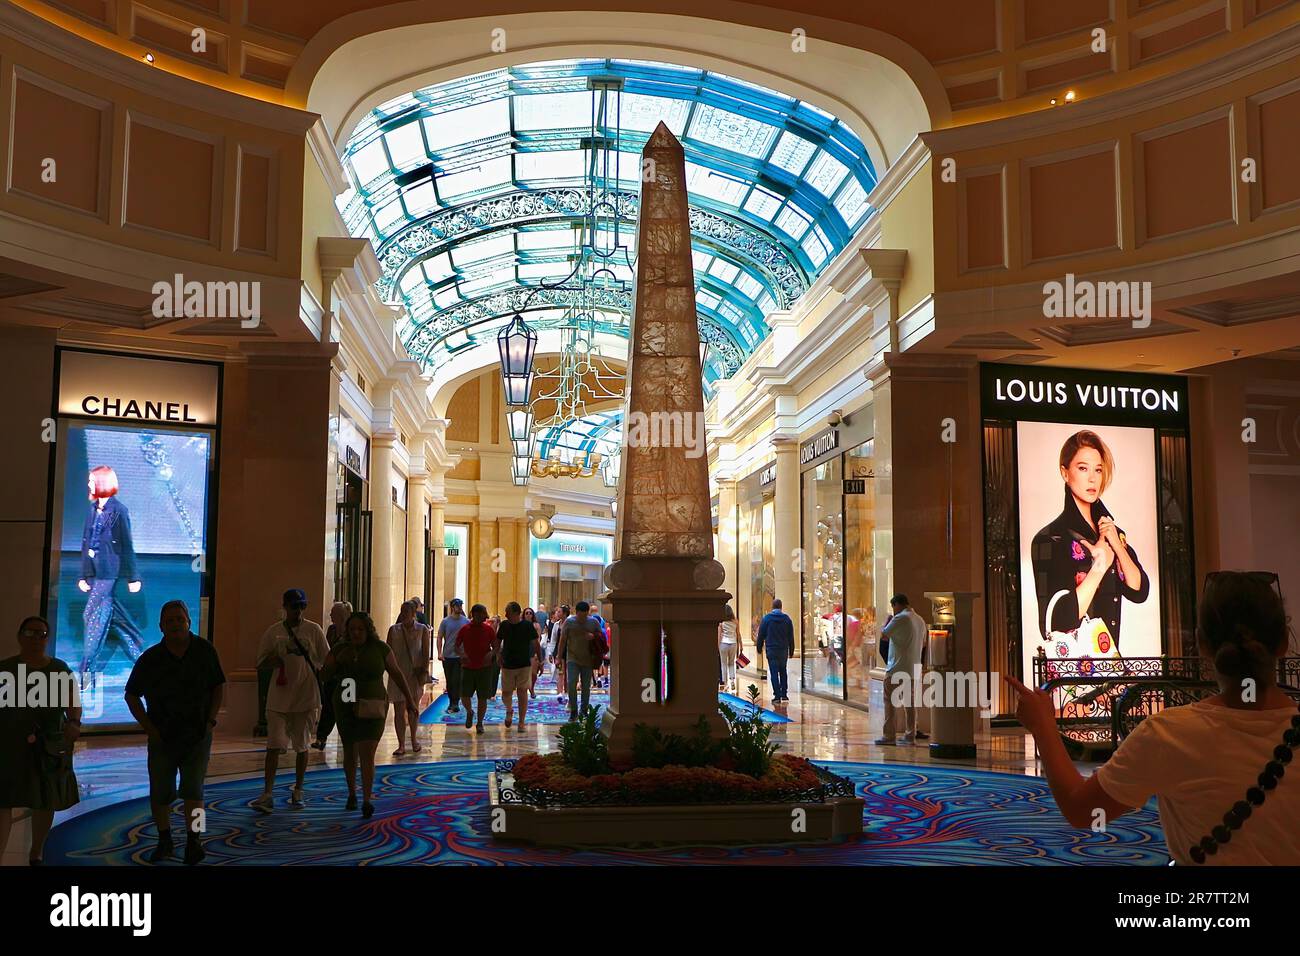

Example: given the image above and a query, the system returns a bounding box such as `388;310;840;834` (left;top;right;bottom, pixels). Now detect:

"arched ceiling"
338;58;877;386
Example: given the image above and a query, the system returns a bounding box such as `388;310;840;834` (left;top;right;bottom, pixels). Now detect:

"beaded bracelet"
1188;710;1300;864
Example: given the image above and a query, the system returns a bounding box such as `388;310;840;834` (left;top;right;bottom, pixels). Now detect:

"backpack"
589;624;609;662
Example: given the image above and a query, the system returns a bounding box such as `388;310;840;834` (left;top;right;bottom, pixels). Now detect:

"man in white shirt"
876;593;929;746
251;588;329;813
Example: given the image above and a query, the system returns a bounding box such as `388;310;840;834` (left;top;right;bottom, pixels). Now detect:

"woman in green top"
0;616;81;865
321;612;418;818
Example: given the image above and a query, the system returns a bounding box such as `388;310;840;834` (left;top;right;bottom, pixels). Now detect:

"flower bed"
501;753;851;808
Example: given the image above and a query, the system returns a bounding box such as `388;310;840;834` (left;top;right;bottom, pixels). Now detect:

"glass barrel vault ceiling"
337;58;878;387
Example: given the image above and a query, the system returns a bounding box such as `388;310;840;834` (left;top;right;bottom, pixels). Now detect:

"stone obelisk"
601;122;731;755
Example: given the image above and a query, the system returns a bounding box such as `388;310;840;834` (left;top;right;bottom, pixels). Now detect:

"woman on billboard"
76;465;146;688
1031;430;1149;655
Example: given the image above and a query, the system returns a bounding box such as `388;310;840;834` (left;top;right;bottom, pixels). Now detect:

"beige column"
716;478;738;613
369;430;397;627
428;494;446;615
772;436;801;654
405;467;428;605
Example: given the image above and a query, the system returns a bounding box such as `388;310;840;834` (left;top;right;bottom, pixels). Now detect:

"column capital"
771;434;800;450
371;428;399;448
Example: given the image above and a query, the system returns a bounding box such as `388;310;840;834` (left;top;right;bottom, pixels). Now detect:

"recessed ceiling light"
144;52;155;64
1064;90;1076;103
1050;97;1058;106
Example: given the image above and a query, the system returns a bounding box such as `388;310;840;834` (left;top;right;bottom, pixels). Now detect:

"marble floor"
63;668;1049;815
2;667;1069;864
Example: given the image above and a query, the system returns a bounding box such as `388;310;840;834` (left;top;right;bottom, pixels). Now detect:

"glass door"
802;457;844;696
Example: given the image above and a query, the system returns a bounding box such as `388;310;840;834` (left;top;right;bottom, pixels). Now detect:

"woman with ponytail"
1007;571;1299;864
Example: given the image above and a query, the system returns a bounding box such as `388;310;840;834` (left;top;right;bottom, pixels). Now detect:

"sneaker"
874;737;898;746
250;792;274;815
901;733;916;745
289;788;305;809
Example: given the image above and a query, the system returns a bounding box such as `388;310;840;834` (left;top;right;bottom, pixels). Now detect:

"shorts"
460;666;495;701
266;709;320;752
500;666;532;694
147;735;212;804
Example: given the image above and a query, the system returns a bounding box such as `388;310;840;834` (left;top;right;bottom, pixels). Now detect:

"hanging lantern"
512;455;531;480
507;407;534;443
498;314;537;406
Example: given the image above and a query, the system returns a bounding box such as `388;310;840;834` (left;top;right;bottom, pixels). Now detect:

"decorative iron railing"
1028;656;1300;752
493;759;857;809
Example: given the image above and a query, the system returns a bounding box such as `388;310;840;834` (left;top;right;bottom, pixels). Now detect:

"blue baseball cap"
283;588;308;607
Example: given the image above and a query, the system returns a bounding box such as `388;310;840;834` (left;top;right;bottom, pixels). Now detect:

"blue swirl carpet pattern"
419;685;790;725
44;760;1167;865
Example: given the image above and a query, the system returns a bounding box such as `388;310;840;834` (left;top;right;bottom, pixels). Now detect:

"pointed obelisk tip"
644;121;682;152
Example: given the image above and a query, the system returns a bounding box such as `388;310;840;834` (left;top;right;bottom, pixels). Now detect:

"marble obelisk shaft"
601;122;730;753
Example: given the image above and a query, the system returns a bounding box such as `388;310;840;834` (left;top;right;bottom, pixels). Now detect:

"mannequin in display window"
77;465;146;689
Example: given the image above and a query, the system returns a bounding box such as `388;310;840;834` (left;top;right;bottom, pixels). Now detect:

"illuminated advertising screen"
1015;420;1161;678
980;363;1190;682
47;351;218;726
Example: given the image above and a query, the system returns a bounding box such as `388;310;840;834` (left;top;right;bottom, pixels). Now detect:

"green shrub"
720;684;779;778
631;716;721;769
558;705;609;776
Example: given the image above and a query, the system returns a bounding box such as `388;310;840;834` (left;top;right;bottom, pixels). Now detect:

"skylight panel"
374;197;406;236
453;232;515;265
805;151;849;198
832;175;869;225
769;131;815;175
422;253;455;282
383;121;427;171
692;251;712;273
687;104;778;157
515;149;586;181
697;290;722;309
349;140;390;187
774;203;812;239
735;273;764;300
742;187;782;221
421;99;509;152
689;167;747;206
403;181;437;217
801;229;828;268
620;93;690;134
437;156;511;199
708;260;740;283
516;228;570;251
515;91;592;130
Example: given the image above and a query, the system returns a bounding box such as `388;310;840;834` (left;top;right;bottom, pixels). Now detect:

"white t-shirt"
1095;698;1300;865
258;619;329;713
719;620;738;644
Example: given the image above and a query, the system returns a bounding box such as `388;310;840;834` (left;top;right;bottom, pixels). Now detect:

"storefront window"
802;456;843;696
444;524;469;608
530;532;613;609
47;349;219;728
736;471;775;675
843;440;877;705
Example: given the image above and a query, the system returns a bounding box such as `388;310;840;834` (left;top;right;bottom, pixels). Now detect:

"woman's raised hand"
1085;536;1115;572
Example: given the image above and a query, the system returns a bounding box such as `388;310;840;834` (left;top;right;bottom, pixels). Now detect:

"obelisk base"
599;557;731;757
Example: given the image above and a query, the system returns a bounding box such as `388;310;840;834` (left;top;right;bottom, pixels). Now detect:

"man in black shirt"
125;600;225;865
493;602;540;732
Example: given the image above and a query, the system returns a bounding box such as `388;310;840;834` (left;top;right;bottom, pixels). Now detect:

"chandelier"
501;74;634;486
